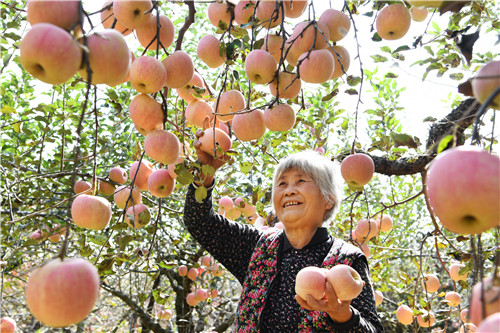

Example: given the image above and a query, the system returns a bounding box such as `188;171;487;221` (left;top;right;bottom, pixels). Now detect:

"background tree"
0;0;498;332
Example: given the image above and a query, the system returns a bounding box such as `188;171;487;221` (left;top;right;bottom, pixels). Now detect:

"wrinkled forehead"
273;166;311;185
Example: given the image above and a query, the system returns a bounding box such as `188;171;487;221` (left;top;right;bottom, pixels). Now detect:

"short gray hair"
272;150;343;223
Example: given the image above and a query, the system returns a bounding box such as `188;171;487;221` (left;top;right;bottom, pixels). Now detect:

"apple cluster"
217;196;257;222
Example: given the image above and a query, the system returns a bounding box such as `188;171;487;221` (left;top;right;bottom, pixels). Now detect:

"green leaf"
195;186;207;203
390;132;419;149
240;161;253;174
380;46;392;53
1;105;16;114
393;45;410;53
321;89;339;101
346;76;361;86
176;169;194;186
437;134;454;154
371;54;388;63
89;235;108;246
449;73;464;81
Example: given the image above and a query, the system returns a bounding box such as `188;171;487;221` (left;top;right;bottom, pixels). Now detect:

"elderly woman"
183;141;384;332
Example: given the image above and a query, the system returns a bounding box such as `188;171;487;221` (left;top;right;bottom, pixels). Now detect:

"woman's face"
273;168;333;230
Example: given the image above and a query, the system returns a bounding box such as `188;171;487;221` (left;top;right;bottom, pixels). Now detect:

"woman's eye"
278;181;286;186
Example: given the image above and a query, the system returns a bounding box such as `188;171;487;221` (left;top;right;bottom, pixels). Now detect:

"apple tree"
0;0;499;332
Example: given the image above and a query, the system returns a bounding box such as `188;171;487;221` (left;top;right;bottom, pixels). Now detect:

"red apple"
284;0;308;18
114;185;142;210
374;290;383;306
0;317;16;333
129;56;167;94
340;153;375;189
376;214;393;233
125;204;151;229
264;104;296;132
147;169;175;198
421;273;440;293
197;35;226;68
298;49;334;84
318;8;350;42
162;51;194;89
426;146;499;234
255;0;283;28
129;94;164;136
232;109;267;141
195;288;208;302
27;0;80;31
354;218;378;242
25;258;100;327
376;3;412;40
245;49;277;84
20;23;82;85
199;127;232;157
176;72;207;103
410;6;429;22
445;291;461;307
78;29;131;87
295;266;327;301
100;0;132;36
207;1;231;28
178;265;188;277
74;180;92;194
109;167;127;184
417;311;436;328
269;71;302;99
213;90;245;122
328;45;350;79
185;100;214;128
235;0;255;27
144;130;181;165
187;267;199;280
136;14;175;50
98;180;115;196
396;304;414;325
186;292;198;306
471;60;500;110
71;194;112;230
449;262;468;281
129;160;155;191
261;34;284;63
113;0;152;30
326;264;365;301
218;196;233;211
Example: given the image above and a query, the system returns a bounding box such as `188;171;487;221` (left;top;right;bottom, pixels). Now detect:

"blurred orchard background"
0;0;499;332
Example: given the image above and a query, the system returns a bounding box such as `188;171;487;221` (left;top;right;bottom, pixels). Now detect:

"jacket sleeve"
326;254;385;333
183;183;262;284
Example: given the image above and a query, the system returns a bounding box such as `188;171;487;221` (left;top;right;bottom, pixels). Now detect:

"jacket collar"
282;227;330;253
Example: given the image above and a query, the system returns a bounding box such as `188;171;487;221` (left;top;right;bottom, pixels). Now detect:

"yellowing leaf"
1;106;16;114
13;122;21;133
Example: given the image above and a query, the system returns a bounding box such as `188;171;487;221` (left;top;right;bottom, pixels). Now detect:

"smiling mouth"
283;201;301;208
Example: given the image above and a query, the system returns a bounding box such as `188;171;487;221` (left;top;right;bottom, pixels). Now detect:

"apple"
100;0;132;36
376;214;393;233
298;49;334;84
287;21;330;56
130;160;155;191
78;29;131;87
112;0;152;30
195;288;208;302
144;130;180;165
425;146;499;234
232;109;267;142
328;45;350;79
157;309;172;320
129;56;167;94
74;180;92;194
48;233;61;243
20;23;82;85
376;4;412;40
114;185;142;210
162;51;194;89
477;313;500;333
185;100;214;128
255;0;283;28
295;266;327;300
218;196;234;211
136;14;175;50
197;35;226;68
318;8;351;42
207;1;231;28
410;6;429;22
354;218;378;242
0;317;16;332
444;291;461;307
471;60;500;110
199;127;232;157
417;311;436;328
469;277;500;326
245;49;277;84
461;309;470;323
261;34;284;63
213;90;245;122
98;180;115;196
264;104;295;132
396;305;414;325
459;323;478;333
30;230;42;241
211;289;219;298
269;71;302;99
129;94;164;136
235;0;255;27
25;258;100;327
284;0;308;18
225;206;242;220
147;169;175;198
125;204;151;229
326;264;365;301
187;267;199;280
109;167;127;184
211;263;226;277
168;156;184;179
449;263;468;281
186;292;198;306
360;242;370;258
178;265;188;277
421;273;440;293
71;194;112;230
374;290;383;306
27;0;80;31
177;72;207;103
340;153;375;189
